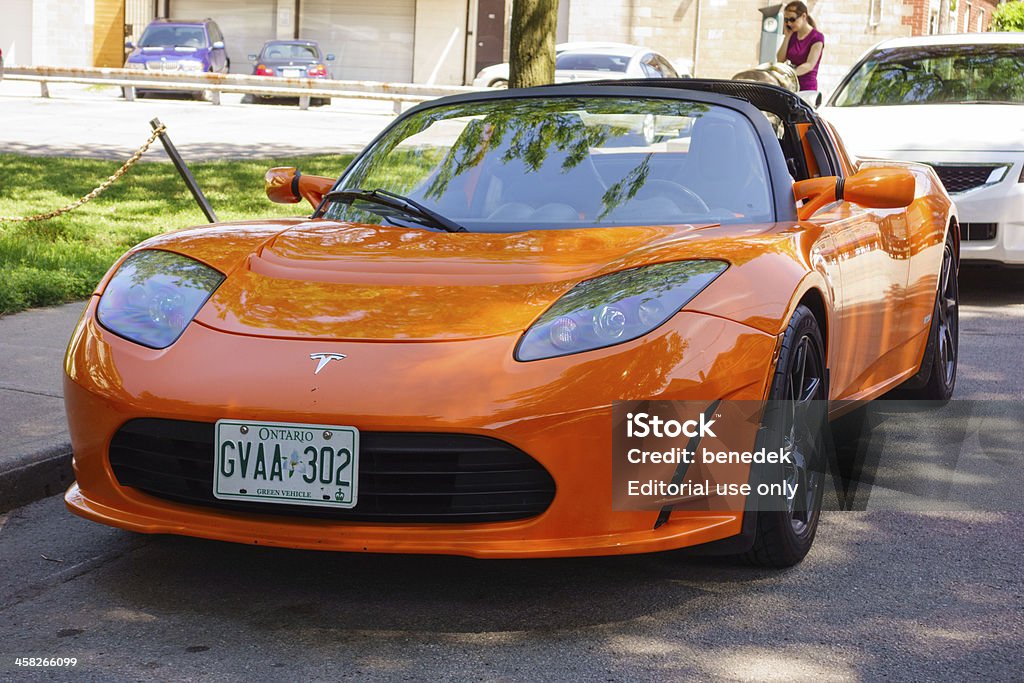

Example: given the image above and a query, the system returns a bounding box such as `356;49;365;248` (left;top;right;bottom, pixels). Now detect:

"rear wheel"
890;229;958;400
741;304;827;568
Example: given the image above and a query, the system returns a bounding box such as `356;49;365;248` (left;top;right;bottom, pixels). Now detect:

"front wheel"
741;304;827;567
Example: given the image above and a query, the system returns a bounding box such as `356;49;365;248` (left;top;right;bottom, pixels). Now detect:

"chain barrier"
0;124;167;224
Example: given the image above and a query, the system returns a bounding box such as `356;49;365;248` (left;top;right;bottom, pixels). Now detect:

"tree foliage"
991;0;1024;31
508;0;558;88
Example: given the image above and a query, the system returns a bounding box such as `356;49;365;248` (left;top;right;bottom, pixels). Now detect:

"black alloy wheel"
933;240;959;393
892;229;958;401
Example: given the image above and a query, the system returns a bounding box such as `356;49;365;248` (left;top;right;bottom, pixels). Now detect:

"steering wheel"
638;180;710;215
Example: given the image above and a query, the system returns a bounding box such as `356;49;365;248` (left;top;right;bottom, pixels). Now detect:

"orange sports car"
64;80;958;567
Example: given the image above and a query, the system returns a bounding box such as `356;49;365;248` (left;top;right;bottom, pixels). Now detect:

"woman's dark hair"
785;1;817;28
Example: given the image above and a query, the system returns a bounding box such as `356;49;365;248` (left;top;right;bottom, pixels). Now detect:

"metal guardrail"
3;65;477;112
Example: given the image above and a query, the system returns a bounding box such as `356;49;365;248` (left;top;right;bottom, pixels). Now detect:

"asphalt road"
0;267;1021;682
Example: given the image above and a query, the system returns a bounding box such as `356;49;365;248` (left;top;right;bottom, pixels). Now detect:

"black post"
149;118;218;223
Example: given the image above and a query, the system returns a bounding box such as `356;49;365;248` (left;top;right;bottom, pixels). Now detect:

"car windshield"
262;44;320;60
139;26;207;48
555;53;630;72
323;96;773;231
831;44;1024;106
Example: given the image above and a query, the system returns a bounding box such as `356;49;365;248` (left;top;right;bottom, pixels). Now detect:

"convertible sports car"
64;80;958;567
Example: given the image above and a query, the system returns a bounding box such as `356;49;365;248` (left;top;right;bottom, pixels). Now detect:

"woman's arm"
777;32;792;62
793;41;823;76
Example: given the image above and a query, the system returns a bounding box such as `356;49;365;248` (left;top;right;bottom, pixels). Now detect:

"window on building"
978;9;985;31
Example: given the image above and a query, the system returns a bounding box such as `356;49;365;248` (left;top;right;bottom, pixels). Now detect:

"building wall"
30;0;94;67
811;1;915;95
413;0;470;84
93;0;126;67
0;0;34;66
955;0;999;32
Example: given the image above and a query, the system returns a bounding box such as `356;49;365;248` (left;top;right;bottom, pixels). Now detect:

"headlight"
515;260;728;361
97;250;224;349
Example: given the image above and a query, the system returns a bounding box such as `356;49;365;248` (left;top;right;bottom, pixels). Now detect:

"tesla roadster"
64;80;958;567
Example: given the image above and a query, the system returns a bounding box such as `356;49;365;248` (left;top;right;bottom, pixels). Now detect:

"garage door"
170;0;276;73
299;0;414;82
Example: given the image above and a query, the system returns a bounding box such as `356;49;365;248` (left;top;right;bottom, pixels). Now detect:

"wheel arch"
796;286;829;364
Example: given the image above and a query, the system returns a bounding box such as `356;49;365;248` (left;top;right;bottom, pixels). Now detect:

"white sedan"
821;33;1024;265
472;42;685;89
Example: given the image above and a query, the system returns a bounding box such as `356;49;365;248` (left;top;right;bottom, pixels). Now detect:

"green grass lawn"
0;153;353;315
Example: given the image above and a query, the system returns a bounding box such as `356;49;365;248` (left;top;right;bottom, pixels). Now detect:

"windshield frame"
314;84;798;225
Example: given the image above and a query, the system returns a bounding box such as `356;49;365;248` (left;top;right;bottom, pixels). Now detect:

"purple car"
124;18;229;97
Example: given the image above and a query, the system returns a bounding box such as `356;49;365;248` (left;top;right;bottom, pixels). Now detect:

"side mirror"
326;54;336;61
212;41;225;50
125;39;136;49
265;167;334;209
247;53;257;61
793;167;915;220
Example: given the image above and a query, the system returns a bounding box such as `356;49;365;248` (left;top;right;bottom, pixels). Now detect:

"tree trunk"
508;0;558;88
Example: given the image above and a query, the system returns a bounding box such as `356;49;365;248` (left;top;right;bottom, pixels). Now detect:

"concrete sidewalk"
0;303;85;511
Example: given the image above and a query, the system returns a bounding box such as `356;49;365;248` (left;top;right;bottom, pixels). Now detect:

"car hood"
181;220;738;341
821;104;1024;154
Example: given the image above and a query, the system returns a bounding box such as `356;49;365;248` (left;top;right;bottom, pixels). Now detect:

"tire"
890;229;958;400
490;78;508;89
741;304;828;568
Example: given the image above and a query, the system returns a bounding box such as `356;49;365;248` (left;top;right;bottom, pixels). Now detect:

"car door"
809;125;914;401
208;22;229;72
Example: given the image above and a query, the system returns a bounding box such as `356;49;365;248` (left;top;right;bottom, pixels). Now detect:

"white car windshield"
831;44;1024;107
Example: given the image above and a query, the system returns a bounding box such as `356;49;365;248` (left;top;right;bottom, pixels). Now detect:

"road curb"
0;443;74;513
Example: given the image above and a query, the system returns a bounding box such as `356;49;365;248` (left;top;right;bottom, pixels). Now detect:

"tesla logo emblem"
310;353;347;375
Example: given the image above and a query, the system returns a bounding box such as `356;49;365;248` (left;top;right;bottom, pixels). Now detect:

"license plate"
214;420;359;508
282;68;302;78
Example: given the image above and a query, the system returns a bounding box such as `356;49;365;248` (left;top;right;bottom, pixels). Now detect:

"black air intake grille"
959;223;998;242
930;164;1001;193
109;419;555;523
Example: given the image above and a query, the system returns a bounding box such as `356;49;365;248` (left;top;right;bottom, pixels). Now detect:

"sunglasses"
784;16;800;23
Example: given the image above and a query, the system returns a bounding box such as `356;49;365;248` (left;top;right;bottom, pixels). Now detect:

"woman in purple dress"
777;1;824;92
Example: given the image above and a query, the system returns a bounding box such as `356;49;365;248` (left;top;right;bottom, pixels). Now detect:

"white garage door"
170;0;276;73
299;0;414;82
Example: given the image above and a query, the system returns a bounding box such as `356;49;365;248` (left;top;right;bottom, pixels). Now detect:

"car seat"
680;115;771;219
478;113;609;220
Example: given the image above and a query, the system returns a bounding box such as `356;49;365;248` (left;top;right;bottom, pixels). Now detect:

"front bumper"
64;296;776;558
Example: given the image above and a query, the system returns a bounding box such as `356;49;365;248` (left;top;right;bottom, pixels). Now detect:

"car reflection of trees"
328;97;710;225
121;249;224;291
